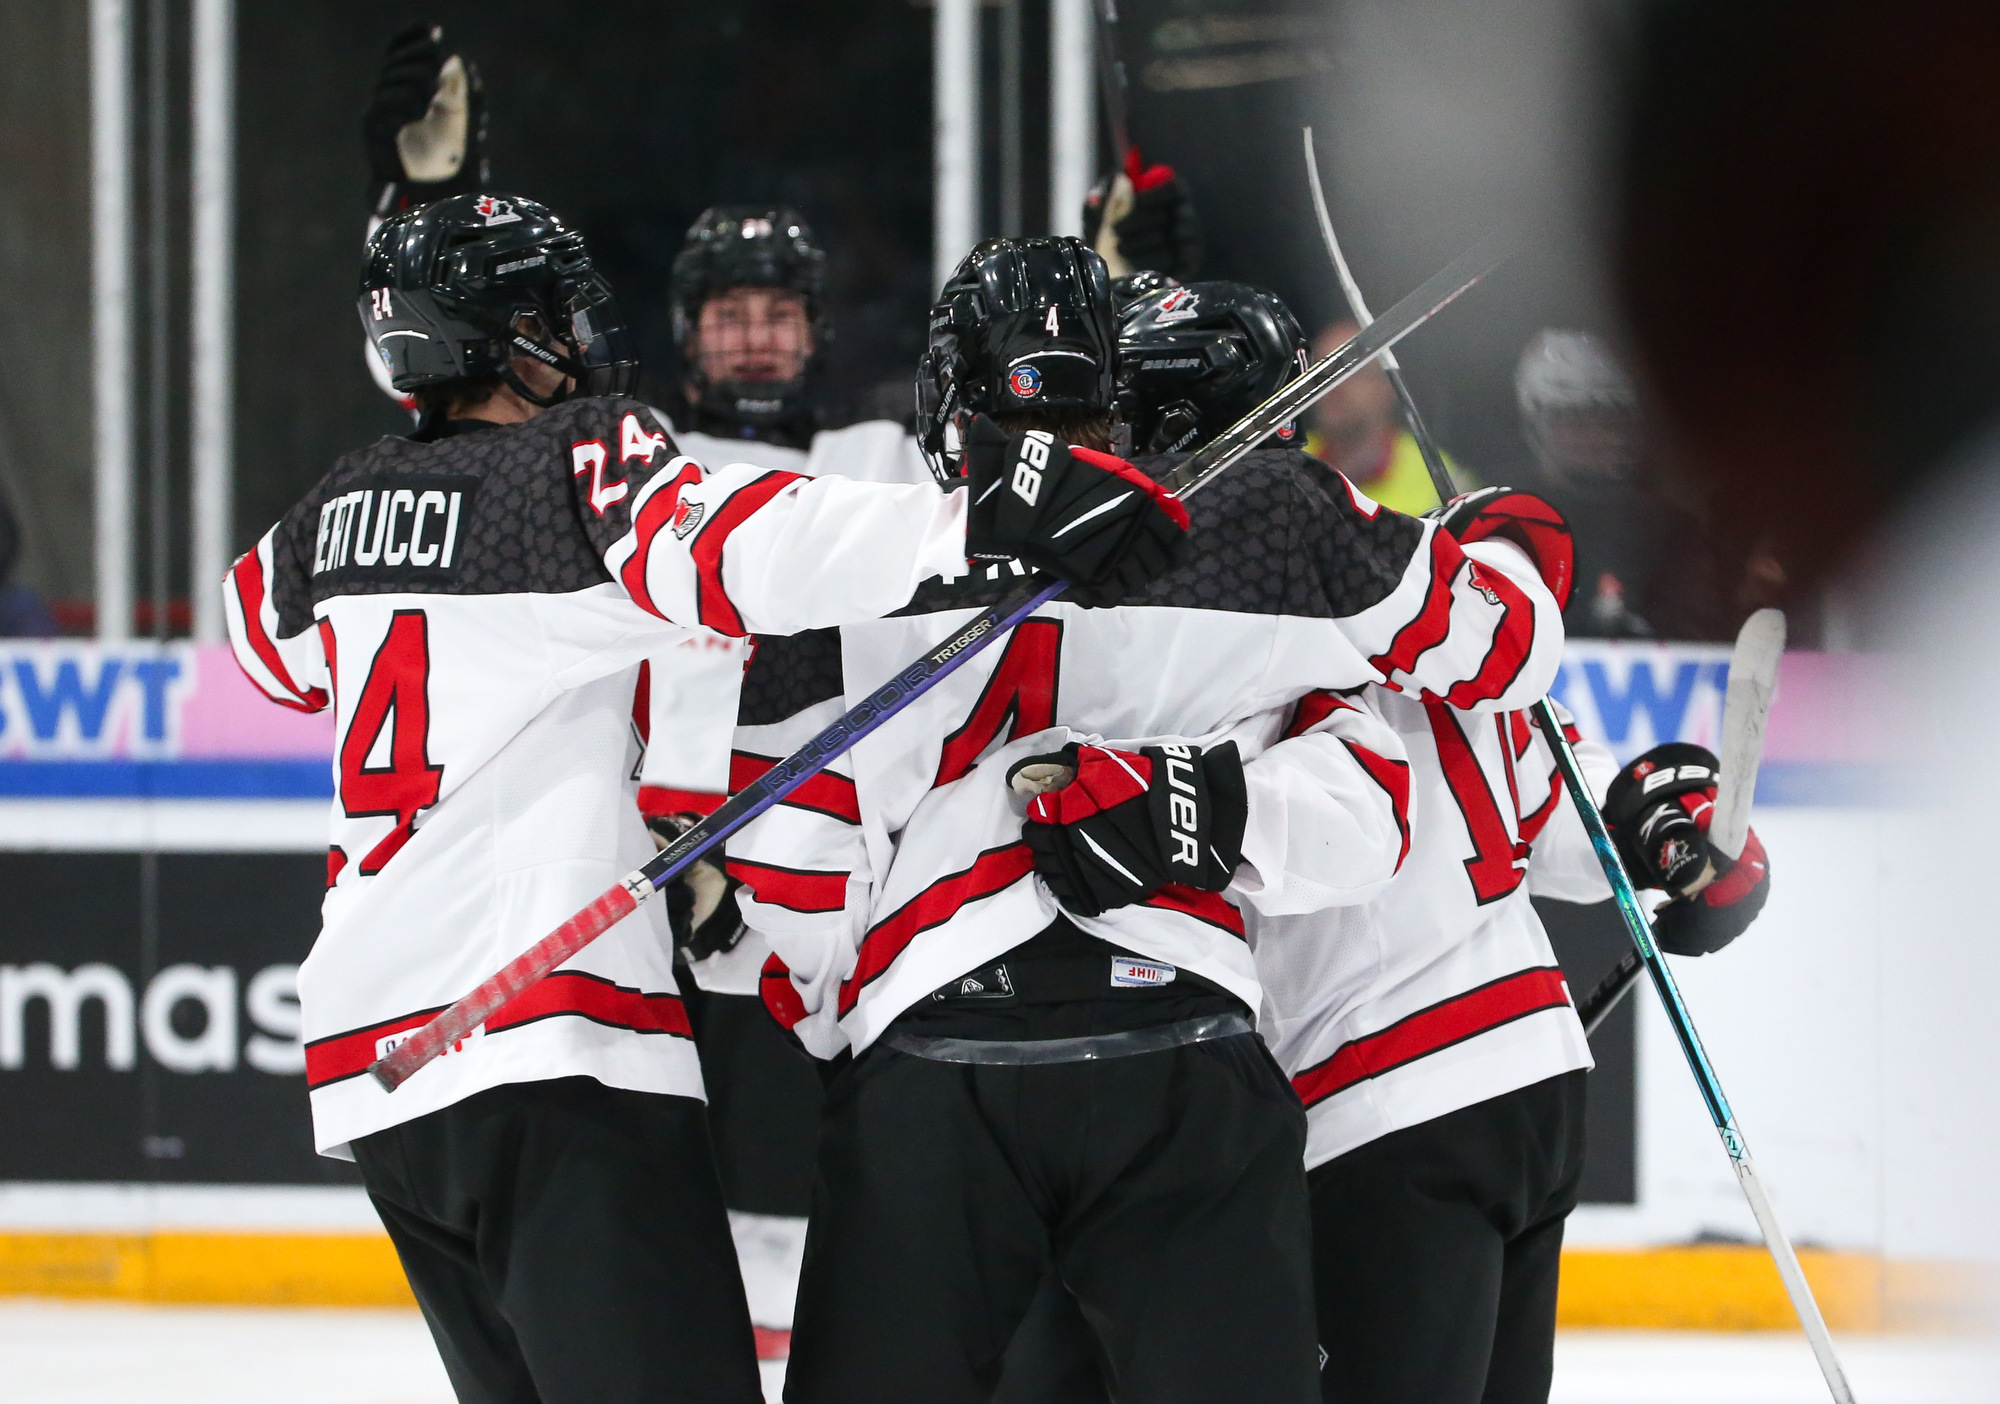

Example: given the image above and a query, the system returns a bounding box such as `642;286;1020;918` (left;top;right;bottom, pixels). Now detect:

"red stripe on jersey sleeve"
840;842;1036;1016
730;751;862;823
620;462;703;620
1367;528;1466;689
1342;739;1412;871
301;974;690;1090
638;786;727;819
228;546;327;712
1442;561;1537;708
1283;689;1359;740
727;859;850;915
1141;883;1246;938
1290;967;1572;1108
689;470;806;637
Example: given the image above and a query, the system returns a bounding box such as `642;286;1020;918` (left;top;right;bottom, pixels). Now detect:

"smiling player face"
691;286;812;387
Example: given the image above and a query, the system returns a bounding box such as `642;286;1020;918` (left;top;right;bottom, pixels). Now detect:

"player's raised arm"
600;413;1190;639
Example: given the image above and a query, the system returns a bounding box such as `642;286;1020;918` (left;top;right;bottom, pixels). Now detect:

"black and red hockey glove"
1602;742;1771;956
1430;486;1576;612
1008;742;1246;917
962;415;1190;605
1083;149;1205;281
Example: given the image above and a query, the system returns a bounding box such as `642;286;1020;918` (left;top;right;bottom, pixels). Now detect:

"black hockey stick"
368;238;1507;1093
1091;0;1133;167
1302;131;1856;1404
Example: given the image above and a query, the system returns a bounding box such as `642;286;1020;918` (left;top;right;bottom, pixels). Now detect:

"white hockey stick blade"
1712;608;1786;860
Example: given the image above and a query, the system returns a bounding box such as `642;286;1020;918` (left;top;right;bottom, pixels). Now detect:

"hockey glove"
1008;742;1246;917
1602;742;1771;957
1430;487;1576;612
962;415;1190;606
646;812;746;962
1083;149;1205;282
363;22;486;214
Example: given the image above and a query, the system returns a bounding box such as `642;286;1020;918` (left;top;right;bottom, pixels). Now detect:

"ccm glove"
962;415;1190;606
1602;742;1771;956
1083;149;1205;281
1008;741;1246;917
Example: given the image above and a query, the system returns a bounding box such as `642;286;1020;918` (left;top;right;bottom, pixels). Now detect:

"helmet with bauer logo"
359;192;637;409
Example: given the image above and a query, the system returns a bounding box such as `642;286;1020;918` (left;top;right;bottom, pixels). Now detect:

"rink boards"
0;638;1985;1328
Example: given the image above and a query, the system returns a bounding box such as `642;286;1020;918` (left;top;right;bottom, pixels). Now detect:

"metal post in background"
999;0;1023;238
1047;0;1094;237
146;0;170;642
933;0;980;292
190;0;235;641
91;0;135;641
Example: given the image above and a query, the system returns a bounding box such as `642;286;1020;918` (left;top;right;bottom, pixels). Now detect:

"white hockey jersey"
222;398;968;1155
1253;672;1616;1172
636;418;933;996
731;451;1567;1056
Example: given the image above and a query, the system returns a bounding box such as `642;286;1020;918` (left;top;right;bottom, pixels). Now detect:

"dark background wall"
0;0;1621;609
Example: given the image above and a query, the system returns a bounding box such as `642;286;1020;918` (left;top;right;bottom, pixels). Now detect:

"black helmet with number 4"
359;191;637;407
917;236;1118;487
1116;280;1308;455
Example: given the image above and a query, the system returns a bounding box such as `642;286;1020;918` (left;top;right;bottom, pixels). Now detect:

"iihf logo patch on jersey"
1110;957;1176;988
1276;419;1298;443
1008;364;1043;399
473;195;522;227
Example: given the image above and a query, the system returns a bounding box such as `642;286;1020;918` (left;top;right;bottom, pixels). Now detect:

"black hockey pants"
351;1077;763;1404
1308;1070;1589;1404
784;933;1320;1404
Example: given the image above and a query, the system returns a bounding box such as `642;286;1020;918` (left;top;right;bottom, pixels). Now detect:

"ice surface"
2;1302;1992;1404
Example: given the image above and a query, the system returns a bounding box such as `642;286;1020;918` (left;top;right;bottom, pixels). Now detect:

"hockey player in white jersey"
224;194;1186;1404
734;238;1564;1404
1116;292;1772;1403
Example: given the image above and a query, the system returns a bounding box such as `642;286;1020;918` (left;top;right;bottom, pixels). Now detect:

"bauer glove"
1008;741;1246;917
962;415;1190;606
1082;149;1204;282
1602;742;1770;957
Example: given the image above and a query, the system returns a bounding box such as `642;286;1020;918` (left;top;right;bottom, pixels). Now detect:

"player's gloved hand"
363;22;486;213
1430;486;1576;612
646;812;745;962
1083;149;1204;281
1602;742;1771;956
1007;741;1246;916
961;415;1190;606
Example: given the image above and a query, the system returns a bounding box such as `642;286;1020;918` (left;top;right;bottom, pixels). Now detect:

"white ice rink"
0;1302;1994;1404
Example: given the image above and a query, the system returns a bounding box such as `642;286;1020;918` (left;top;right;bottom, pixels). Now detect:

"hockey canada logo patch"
1154;289;1200;325
1009;364;1043;399
473;195;522;227
670;496;707;540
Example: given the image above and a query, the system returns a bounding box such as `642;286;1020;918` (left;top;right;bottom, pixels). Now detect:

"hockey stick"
1578;607;1786;1035
367;238;1507;1094
1303;133;1856;1404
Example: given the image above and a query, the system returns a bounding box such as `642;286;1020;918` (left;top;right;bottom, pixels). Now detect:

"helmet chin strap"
500;329;586;408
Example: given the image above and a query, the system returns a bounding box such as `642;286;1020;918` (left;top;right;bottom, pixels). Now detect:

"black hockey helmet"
916;236;1118;486
1111;268;1180;310
1116;280;1309;455
359;192;637;406
671;206;828;434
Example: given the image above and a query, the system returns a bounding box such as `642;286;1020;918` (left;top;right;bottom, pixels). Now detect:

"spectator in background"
1303;318;1465;515
0;495;56;638
1516;330;1784;640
